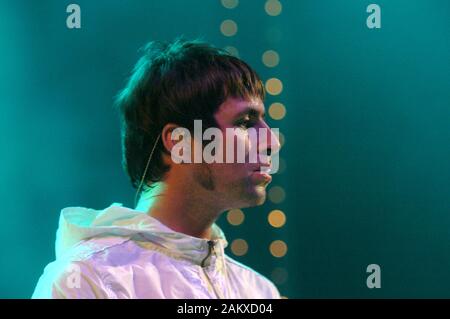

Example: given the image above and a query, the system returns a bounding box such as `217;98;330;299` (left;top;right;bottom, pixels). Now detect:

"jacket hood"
55;203;229;263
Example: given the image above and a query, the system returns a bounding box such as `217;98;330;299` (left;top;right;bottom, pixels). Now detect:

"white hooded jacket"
32;203;281;299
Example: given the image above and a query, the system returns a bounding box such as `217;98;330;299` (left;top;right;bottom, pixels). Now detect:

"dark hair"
115;38;265;193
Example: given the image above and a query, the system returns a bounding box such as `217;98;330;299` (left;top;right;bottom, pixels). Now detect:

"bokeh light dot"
268;187;286;204
221;0;239;9
224;46;239;57
268;102;286;120
265;78;283;95
262;50;280;67
270;240;288;257
268;209;286;227
220;19;238;37
271;267;289;284
231;239;248;256
227;208;245;226
265;0;282;16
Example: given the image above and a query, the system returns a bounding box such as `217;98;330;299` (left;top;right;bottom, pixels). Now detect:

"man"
32;38;281;299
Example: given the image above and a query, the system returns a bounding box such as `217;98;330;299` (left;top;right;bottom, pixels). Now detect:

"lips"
250;167;272;185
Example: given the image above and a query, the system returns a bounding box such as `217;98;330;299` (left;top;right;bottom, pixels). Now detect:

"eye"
237;119;252;129
235;117;256;130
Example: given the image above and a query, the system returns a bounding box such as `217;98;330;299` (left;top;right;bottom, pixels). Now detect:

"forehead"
214;97;264;122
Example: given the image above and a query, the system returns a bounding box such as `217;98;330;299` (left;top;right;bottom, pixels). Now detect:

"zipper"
201;240;222;299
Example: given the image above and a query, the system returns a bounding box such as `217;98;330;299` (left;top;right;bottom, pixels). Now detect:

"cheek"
208;161;248;184
237;133;251;154
222;130;252;162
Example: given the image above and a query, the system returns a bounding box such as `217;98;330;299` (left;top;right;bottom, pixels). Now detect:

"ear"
161;123;189;154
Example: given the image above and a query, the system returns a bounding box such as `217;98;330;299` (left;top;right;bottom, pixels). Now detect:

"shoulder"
59;236;133;262
224;254;281;299
32;236;136;299
32;257;111;298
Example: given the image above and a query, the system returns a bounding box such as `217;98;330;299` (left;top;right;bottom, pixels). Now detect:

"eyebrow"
233;106;266;119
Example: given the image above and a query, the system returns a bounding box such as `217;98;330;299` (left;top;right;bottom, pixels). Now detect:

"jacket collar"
135;211;229;266
58;202;228;266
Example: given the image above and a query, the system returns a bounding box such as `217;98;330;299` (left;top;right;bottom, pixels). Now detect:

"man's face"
192;96;280;210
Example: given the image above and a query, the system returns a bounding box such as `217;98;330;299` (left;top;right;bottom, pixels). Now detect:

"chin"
255;193;267;206
243;186;267;207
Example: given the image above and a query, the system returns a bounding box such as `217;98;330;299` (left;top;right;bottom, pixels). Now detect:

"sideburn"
194;164;215;191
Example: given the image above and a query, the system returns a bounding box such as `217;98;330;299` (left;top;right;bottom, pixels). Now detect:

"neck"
136;179;223;240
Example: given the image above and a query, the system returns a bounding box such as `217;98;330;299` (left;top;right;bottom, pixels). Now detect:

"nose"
258;122;281;156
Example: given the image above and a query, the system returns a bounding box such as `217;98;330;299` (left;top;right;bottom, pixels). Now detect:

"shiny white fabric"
32;203;281;299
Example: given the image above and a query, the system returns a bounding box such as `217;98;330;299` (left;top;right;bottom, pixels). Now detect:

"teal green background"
0;0;449;298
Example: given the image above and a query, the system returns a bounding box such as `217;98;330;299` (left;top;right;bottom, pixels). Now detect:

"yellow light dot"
268;209;286;228
268;102;286;120
269;240;287;258
265;78;283;95
220;19;238;37
281;296;289;299
227;208;245;226
265;0;282;16
262;50;279;67
268;187;286;205
231;239;248;256
224;45;239;57
279;131;285;147
221;0;239;9
271;267;288;284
